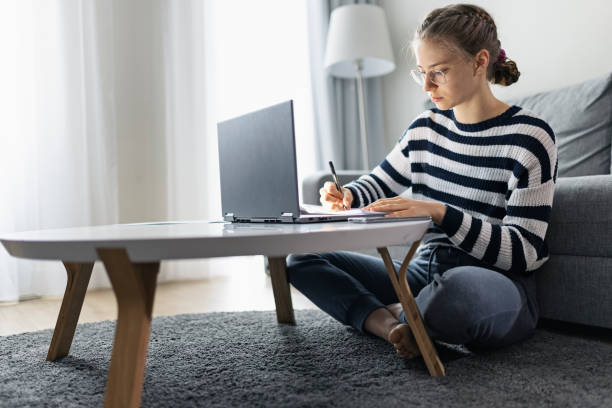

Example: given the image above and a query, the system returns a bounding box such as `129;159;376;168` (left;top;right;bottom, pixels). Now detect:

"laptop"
216;100;382;223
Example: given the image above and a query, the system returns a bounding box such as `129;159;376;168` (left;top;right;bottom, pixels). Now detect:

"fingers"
320;181;347;210
323;181;344;199
329;201;347;211
363;196;400;209
319;191;343;210
365;196;423;212
318;182;354;211
365;202;409;212
319;187;343;203
319;195;346;211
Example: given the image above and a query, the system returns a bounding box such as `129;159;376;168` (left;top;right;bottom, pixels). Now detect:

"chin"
433;100;452;110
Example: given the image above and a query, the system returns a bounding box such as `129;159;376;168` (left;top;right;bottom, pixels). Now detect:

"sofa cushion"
510;72;612;177
536;254;612;328
545;174;612;258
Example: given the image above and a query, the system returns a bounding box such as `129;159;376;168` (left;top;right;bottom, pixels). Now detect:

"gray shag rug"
1;309;611;407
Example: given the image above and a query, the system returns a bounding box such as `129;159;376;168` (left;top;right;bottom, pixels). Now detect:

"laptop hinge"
224;213;236;222
280;212;295;222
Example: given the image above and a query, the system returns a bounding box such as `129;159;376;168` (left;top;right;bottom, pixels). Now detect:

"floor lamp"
323;4;395;170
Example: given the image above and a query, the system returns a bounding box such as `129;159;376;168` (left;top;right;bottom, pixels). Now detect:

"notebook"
216;100;384;223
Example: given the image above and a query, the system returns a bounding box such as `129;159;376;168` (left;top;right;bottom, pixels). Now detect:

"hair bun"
493;59;520;86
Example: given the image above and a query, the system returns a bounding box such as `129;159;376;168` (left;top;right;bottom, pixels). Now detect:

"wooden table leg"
97;248;160;408
46;262;94;361
377;243;446;377
267;256;296;324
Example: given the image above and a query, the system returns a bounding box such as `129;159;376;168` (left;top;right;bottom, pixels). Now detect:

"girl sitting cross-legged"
287;3;557;358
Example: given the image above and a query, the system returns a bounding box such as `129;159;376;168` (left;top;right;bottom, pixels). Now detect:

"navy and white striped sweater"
345;106;558;274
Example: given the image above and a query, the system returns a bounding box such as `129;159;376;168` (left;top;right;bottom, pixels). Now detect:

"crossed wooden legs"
377;242;446;376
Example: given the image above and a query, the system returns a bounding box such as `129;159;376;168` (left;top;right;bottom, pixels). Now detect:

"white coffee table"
1;219;444;407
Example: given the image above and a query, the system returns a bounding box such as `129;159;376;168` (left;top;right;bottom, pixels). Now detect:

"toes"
388;330;401;344
396;348;417;359
393;341;407;352
389;323;421;360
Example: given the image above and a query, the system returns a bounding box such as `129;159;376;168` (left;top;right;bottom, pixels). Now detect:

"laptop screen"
216;100;301;221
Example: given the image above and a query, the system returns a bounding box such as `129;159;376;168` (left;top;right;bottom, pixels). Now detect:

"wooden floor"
0;256;317;336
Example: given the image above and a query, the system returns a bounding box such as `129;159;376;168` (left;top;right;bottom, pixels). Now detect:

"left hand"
364;197;447;225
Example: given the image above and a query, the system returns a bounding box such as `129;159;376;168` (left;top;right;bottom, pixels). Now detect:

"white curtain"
0;0;217;302
0;1;120;301
159;0;220;281
0;0;314;303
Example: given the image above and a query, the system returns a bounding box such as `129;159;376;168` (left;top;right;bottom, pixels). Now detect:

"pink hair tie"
497;49;506;64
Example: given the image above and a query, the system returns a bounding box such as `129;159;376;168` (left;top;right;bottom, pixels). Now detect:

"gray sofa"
303;72;612;330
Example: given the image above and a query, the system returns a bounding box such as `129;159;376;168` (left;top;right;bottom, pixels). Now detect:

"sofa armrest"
301;170;366;205
546;174;612;257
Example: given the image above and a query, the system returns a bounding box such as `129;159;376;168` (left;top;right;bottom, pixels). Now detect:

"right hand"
319;181;354;211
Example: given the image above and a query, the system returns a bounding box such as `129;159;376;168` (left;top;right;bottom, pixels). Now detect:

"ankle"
363;307;399;341
386;303;403;320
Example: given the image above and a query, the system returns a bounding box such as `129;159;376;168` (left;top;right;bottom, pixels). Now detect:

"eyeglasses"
410;68;448;86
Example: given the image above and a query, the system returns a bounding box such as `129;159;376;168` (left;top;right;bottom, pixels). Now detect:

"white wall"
379;0;612;151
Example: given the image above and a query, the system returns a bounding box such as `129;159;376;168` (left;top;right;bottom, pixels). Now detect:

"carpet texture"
1;309;611;407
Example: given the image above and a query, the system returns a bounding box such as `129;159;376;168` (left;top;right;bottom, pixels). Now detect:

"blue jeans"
286;246;539;348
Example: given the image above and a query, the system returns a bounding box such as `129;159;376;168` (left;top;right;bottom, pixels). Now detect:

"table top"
0;219;431;262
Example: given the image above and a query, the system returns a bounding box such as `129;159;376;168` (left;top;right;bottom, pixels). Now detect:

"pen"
328;160;348;210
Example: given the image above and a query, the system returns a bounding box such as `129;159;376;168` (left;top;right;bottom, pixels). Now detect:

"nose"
423;76;437;93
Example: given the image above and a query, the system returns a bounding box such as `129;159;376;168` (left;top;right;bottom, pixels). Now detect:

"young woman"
286;3;557;358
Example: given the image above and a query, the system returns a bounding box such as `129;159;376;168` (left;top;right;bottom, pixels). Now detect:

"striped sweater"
345;106;558;274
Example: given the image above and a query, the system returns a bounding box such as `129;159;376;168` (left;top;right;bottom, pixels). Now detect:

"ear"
473;49;490;76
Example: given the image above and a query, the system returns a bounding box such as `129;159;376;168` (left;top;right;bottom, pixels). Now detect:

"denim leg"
415;265;538;348
286;251;430;332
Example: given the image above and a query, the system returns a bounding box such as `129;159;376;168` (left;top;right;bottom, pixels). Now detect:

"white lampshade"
324;4;395;79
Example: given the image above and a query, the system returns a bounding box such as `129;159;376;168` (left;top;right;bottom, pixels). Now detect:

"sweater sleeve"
438;135;558;274
344;128;414;208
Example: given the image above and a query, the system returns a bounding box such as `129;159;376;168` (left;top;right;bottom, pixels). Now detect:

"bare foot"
386;303;403;320
388;323;421;359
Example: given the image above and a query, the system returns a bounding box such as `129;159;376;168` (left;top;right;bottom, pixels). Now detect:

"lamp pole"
353;59;369;170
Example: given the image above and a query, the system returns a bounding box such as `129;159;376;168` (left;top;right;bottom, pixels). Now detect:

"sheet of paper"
300;204;386;217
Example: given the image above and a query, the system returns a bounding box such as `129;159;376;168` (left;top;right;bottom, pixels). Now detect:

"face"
413;39;487;110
